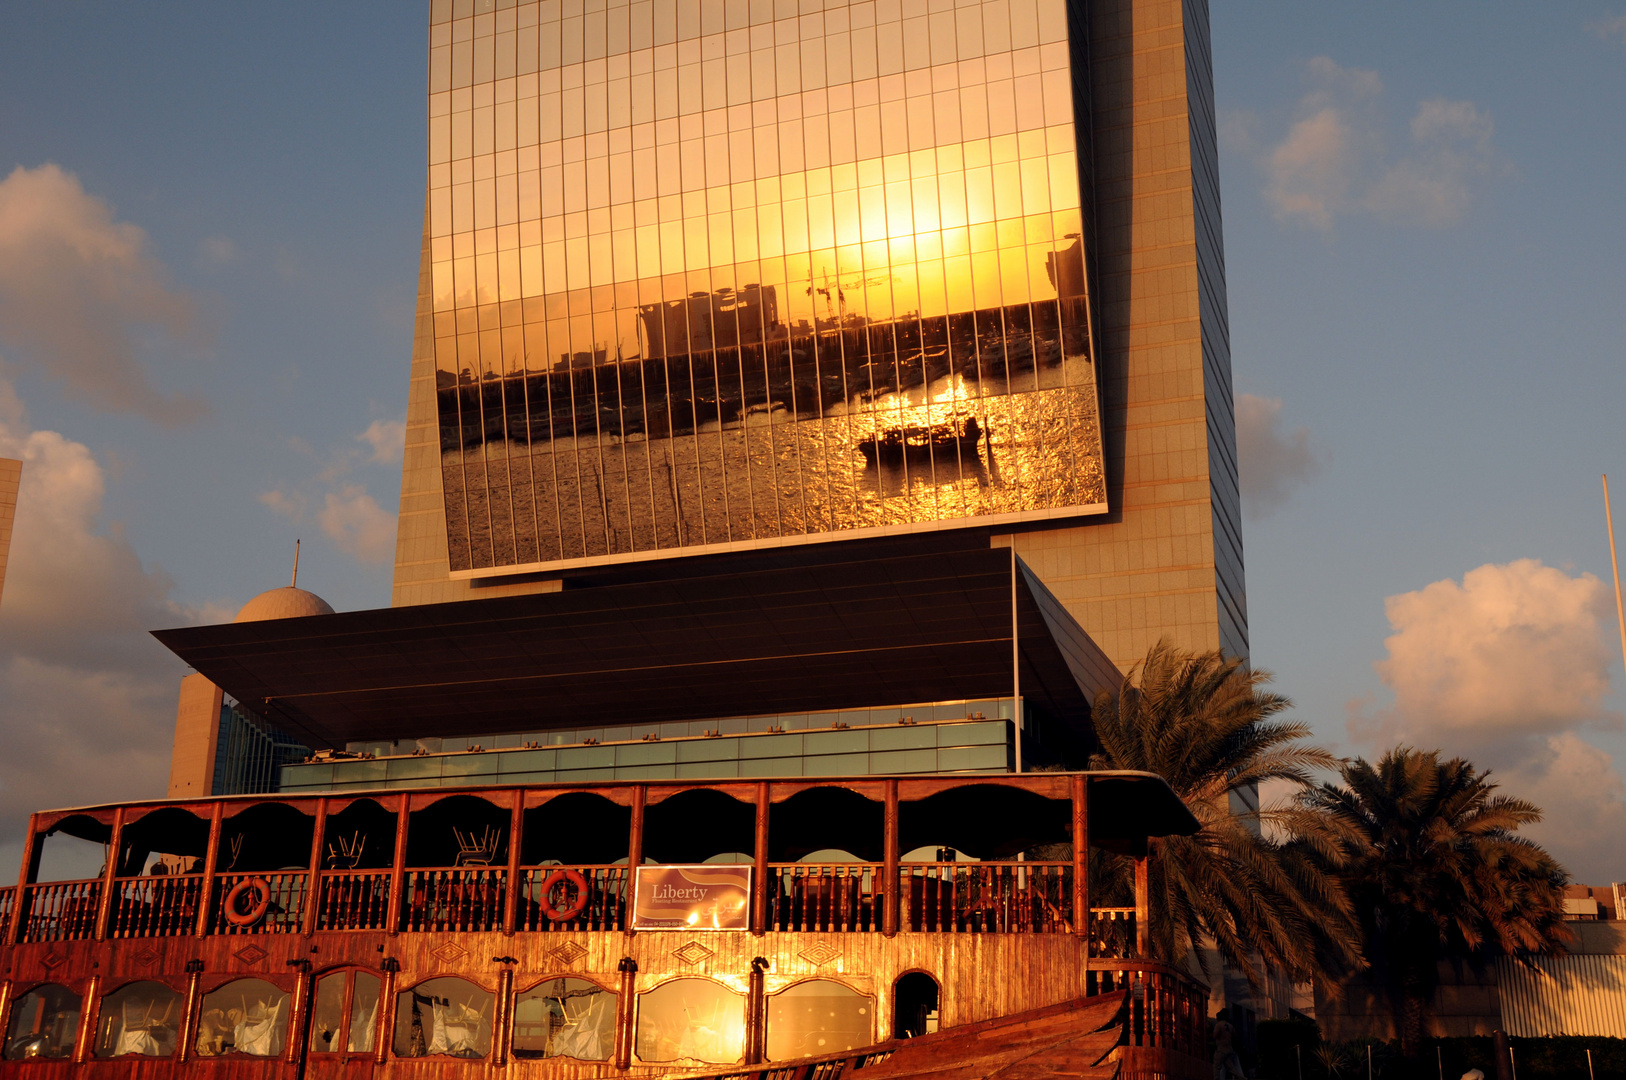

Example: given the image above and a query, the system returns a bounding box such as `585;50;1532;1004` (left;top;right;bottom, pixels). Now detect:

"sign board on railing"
631;865;751;931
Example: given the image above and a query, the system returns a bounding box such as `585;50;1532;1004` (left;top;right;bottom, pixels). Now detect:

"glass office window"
195;979;291;1058
4;984;80;1060
426;0;1106;573
512;978;616;1060
766;980;873;1061
635;978;745;1064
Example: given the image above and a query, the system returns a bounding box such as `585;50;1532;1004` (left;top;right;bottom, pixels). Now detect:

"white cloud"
0;377;202;846
1591;12;1626;49
359;417;406;464
0;164;205;424
1350;559;1625;881
198;235;237;265
260;419;402;567
1261;59;1499;232
317;485;396;565
1235;393;1323;518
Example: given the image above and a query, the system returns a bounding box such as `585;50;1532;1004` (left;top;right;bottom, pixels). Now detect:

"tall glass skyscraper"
395;0;1245;675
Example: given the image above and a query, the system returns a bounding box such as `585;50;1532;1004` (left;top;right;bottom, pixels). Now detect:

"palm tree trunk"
1399;964;1427;1064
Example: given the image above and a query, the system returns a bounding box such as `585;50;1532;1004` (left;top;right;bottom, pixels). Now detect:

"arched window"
635;977;745;1064
893;972;939;1039
3;984;80;1059
310;969;382;1054
392;977;494;1059
766;980;873;1061
94;981;183;1058
195;979;291;1057
512;977;616;1060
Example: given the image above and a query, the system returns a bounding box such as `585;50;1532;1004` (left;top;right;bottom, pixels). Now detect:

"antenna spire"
292;538;301;589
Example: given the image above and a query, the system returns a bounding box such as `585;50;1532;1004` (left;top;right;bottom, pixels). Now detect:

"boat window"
635;978;745;1064
893;973;939;1039
512;977;615;1060
94;981;183;1058
3;984;80;1060
195;979;290;1057
348;973;381;1053
766;980;873;1061
310;973;347;1054
393;977;494;1058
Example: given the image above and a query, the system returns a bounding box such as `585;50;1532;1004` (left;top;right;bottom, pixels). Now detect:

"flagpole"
1604;476;1626;679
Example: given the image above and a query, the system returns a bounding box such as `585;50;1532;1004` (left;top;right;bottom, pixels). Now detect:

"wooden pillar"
752;782;769;936
386;796;410;935
1133;851;1149;959
375;964;398;1065
72;974;101;1062
178;967;204;1063
284;963;312;1065
302;798;329;935
493;966;514;1066
194;801;224;937
625;786;645;938
614;957;638;1069
504;793;524;936
92;808;125;942
0;980;13;1055
8;814;39;945
1071;774;1089;943
882;780;899;937
745;956;768;1064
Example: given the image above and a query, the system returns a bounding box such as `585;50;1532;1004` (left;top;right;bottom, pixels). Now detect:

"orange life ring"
539;869;589;921
224;877;272;927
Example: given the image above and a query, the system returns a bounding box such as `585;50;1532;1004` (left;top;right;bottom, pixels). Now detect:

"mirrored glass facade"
427;0;1107;572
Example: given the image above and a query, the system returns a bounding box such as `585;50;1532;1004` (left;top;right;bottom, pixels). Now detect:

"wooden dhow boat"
0;772;1209;1077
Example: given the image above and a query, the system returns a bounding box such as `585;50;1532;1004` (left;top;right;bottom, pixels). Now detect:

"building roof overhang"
152;549;1120;751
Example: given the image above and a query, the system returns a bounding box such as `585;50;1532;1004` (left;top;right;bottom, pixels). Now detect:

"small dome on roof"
233;586;336;623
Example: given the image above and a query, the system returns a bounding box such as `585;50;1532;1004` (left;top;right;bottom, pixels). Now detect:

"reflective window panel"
426;0;1107;572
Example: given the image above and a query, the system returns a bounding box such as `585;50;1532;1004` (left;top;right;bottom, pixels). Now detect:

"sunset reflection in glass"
426;0;1107;571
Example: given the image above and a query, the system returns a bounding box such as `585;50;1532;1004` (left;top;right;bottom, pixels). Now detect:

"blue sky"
0;3;1623;881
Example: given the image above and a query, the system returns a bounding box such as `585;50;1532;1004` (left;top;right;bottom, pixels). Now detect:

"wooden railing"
316;869;392;931
400;868;507;933
770;864;880;932
1088;959;1209;1073
1090;906;1137;958
20;879;100;943
107;875;203;938
515;866;628;932
898;862;1073;933
0;886;13;931
207;871;308;935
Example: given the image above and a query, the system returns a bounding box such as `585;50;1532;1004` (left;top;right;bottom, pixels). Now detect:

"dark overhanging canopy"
152;549;1121;751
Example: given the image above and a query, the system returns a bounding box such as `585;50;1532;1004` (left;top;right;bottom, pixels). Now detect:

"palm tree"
1088;640;1360;988
1296;749;1569;1064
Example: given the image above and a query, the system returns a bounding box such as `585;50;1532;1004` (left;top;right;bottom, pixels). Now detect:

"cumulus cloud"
1235;393;1323;518
318;486;396;564
0;164;205;424
1591;12;1626;49
358;417;406;464
1350;560;1626;881
1260;59;1500;232
0;378;200;847
260;417;403;566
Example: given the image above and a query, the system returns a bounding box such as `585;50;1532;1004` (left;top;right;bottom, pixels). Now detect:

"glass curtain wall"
427;0;1107;572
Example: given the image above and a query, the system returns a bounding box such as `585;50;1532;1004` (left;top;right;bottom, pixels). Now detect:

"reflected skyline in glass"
426;0;1107;571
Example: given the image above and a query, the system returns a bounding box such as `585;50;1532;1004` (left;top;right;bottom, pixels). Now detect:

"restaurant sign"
631;864;752;931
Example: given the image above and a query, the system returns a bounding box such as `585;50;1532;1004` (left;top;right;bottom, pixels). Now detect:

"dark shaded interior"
643;789;754;863
321;799;396;870
118;808;210;875
220;802;314;872
523;793;631;865
404;795;510;868
893;973;939;1039
899;786;1070;860
769;787;884;863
